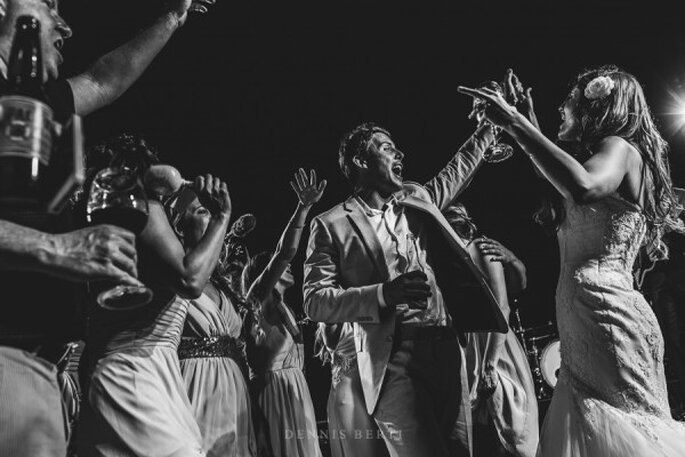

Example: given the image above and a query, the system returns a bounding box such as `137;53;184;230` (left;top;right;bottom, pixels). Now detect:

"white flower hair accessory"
584;76;615;100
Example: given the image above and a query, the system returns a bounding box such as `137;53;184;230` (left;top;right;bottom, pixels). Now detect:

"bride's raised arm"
458;84;635;204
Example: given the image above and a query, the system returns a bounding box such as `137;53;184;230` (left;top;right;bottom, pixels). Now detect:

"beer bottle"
0;15;55;208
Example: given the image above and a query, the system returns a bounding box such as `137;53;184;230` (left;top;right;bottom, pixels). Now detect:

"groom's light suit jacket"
303;127;508;415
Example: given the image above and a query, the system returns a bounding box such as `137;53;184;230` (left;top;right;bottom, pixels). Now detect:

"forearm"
0;220;56;274
273;203;310;262
69;13;180;116
426;124;494;210
482;331;506;368
178;213;230;292
303;284;383;324
247;203;311;305
503;258;527;296
482;258;509;366
506;114;594;200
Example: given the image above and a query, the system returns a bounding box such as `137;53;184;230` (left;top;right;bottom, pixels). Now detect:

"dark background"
59;0;685;419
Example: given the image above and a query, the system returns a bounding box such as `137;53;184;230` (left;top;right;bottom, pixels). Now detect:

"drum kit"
511;308;560;403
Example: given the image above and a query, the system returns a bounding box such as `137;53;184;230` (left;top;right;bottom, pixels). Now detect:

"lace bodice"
558;194;646;284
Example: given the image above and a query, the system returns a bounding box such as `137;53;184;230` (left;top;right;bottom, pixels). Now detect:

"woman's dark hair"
72;134;161;213
444;203;478;241
87;133;160;178
535;65;683;260
81;134;160;200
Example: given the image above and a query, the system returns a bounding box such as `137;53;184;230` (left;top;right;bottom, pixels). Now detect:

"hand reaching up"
194;174;232;218
458;85;519;130
504;69;540;130
503;68;525;106
522;87;541;131
165;0;216;27
290;168;327;208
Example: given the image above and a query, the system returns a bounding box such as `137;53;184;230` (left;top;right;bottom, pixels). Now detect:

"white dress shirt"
355;196;447;326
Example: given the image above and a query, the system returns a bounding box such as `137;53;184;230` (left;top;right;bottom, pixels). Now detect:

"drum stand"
512;307;554;402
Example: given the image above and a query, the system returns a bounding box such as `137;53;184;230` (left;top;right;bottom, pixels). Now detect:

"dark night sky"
57;0;685;414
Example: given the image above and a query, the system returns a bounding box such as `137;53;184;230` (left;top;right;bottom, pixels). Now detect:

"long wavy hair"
535;65;683;260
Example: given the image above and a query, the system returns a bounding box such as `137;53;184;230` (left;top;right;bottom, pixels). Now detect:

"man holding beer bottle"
0;0;215;455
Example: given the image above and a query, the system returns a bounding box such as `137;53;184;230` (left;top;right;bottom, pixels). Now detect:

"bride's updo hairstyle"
537;65;683;260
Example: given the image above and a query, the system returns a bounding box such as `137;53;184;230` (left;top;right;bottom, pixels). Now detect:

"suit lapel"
344;197;391;281
399;194;507;333
398;195;469;251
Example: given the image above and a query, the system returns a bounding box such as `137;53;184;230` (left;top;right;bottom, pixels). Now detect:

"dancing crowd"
2;1;685;457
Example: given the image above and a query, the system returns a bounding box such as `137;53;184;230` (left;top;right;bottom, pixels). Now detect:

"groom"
303;122;507;456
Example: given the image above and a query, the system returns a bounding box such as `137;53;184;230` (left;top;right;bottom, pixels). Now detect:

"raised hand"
382;270;431;308
458;84;520;129
165;0;216;27
522;87;541;131
503;68;525;105
194;174;232;217
188;0;217;14
53;225;142;286
290;168;327;208
475;236;518;264
504;69;540;130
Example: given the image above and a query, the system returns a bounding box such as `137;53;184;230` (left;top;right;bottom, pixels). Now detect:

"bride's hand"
503;69;541;131
458;85;520;130
522;87;541;131
503;68;525;106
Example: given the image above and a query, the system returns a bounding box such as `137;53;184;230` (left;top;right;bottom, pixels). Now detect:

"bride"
459;66;685;456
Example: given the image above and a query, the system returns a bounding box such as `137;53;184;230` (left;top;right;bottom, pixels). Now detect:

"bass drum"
540;339;561;388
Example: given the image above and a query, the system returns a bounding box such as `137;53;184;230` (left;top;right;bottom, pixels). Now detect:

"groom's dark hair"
338;122;391;184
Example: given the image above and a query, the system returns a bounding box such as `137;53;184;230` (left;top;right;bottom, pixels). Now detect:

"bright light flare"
662;87;685;136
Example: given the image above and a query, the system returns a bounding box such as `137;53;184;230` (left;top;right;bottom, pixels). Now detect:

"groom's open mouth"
391;162;403;179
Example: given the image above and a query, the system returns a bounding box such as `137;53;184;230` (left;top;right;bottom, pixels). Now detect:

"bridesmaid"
78;136;231;457
172;192;258;456
242;169;325;457
444;203;539;457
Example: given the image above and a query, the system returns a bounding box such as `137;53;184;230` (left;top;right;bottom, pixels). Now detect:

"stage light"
663;87;685;135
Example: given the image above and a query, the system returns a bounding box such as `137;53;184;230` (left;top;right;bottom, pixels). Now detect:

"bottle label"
0;96;54;166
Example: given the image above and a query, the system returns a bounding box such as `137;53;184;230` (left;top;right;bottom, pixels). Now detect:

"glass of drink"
471;81;515;163
86;166;152;310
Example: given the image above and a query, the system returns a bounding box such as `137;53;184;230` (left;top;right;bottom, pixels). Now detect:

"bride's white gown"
537;195;685;456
